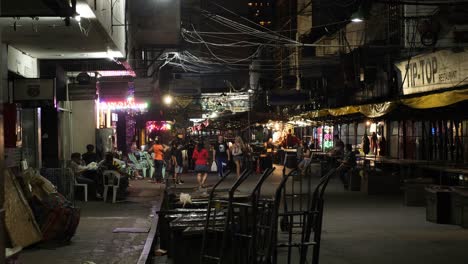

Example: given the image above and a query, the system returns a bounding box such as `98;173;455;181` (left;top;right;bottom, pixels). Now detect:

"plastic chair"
102;170;121;203
145;152;155;178
128;153;147;178
74;177;88;202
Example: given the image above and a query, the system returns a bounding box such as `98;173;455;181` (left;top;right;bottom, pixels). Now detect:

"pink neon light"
100;99;148;110
146;121;171;133
98;70;136;77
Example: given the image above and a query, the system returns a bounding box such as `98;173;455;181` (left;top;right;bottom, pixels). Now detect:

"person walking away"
213;135;230;178
232;136;245;179
82;144;98;165
192;143;209;189
150;138;165;183
171;141;184;184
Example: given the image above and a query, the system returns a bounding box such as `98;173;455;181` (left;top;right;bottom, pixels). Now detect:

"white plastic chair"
74;177;88;202
128;153;147;178
102;170;121;203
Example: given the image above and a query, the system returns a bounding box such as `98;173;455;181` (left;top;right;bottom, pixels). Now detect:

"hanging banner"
395;49;468;95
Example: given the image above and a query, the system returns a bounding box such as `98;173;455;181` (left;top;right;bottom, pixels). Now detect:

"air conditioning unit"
13;78;56;107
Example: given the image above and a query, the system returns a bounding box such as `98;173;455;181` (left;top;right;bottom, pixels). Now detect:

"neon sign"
99;98;148;110
146;121;172;133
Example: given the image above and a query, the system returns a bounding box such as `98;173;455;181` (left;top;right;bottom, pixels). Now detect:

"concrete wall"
86;0;126;57
71;100;96;155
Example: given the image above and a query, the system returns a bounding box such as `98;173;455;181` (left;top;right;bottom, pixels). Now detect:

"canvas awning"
302;88;468;120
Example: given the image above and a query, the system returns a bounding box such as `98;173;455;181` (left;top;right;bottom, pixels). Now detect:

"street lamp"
163;94;173;105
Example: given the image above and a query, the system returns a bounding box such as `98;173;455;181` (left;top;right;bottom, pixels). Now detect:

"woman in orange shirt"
150;138;165;183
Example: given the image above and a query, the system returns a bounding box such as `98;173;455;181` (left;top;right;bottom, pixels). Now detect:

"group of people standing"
145;135;250;189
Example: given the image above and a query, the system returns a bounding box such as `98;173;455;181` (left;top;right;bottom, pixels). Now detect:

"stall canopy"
302;88;468;119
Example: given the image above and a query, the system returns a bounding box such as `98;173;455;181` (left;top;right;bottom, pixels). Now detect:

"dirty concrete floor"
159;167;468;264
19;180;164;264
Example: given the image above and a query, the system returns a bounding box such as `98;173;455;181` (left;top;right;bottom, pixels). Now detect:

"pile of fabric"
4;168;80;252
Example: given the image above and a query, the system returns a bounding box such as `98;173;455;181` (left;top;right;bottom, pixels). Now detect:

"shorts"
195;165;209;173
233;155;243;162
175;165;183;174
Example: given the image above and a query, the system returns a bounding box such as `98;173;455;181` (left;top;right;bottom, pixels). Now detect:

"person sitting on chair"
98;152;130;193
82;144;98;165
70;152;101;198
337;144;357;190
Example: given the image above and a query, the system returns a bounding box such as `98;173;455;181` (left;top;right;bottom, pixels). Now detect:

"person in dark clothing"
70;152;101;198
337;144;357;189
82;144;98;165
171;141;184;184
98;152;129;192
213;135;230;178
186;139;195;171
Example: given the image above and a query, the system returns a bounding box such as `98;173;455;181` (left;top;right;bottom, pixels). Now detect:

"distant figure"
362;133;370;155
285;129;301;148
149;138;165;183
171;141;184;184
379;135;387;156
192;143;209;189
338;144;357;189
371;132;378;155
330;135;345;157
213;135;230;178
82;144;98;165
231;136;245;179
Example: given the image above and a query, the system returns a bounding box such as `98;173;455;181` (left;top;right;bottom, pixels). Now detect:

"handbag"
211;161;217;172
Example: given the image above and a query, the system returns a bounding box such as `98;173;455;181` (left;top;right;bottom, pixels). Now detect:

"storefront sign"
395;49;468;95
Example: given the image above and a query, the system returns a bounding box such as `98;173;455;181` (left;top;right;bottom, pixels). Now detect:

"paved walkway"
161;166;468;264
19;180;164;264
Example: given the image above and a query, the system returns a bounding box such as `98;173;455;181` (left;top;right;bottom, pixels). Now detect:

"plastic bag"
162;164;166;179
211;161;217;172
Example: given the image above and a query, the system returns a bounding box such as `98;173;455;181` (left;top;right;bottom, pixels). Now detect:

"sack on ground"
32;193;80;242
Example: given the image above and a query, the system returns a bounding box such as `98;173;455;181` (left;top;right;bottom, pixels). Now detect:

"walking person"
150;138;165;183
231;136;245;179
192;143;209;189
171;141;184;184
213;135;230;178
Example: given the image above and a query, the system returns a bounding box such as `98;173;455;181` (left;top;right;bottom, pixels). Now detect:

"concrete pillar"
0;27;7;263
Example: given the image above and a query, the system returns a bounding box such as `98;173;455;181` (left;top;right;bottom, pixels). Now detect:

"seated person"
82;144;98;165
298;144;312;175
329;135;345;157
98;152;130;193
69;152;101;198
337;144;357;189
